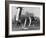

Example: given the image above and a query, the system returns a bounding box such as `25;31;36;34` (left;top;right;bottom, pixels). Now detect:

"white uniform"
16;8;20;21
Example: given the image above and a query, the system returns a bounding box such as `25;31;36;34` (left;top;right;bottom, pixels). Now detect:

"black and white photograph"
5;1;45;37
12;6;40;31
